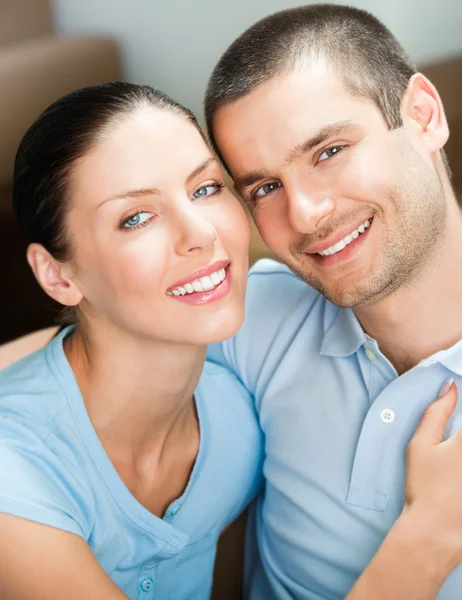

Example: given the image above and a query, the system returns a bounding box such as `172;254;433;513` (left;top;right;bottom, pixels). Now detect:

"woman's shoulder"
0;360;95;540
0;339;96;539
0;341;68;435
0;327;58;371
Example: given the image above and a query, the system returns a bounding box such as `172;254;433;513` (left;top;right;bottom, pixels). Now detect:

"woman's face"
65;105;250;345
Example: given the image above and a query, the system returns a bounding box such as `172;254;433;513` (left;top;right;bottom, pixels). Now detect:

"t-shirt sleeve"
0;417;93;539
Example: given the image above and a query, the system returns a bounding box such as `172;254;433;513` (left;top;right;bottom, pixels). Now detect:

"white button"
380;409;395;424
365;348;376;362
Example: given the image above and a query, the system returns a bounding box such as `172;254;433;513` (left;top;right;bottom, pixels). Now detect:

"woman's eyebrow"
185;157;218;185
97;187;161;209
97;158;218;209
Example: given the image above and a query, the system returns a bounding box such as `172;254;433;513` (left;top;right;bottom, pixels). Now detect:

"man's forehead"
214;68;361;151
219;61;346;117
214;71;377;176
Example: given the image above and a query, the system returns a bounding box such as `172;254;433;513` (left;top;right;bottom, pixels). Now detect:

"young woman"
0;82;263;600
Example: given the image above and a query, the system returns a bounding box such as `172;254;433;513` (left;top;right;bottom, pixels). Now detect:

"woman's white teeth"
167;268;226;296
210;271;221;285
319;219;371;257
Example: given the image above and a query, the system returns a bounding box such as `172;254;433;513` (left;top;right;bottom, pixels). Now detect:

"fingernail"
438;377;454;398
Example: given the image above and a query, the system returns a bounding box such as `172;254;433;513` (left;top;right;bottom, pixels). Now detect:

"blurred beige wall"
52;0;462;123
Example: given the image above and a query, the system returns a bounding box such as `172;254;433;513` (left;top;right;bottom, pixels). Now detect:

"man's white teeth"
167;268;226;296
318;219;371;257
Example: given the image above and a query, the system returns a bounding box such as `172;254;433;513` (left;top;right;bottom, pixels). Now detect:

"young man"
3;5;462;600
204;4;462;599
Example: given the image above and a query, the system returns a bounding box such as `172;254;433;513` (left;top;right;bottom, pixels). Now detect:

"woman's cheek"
218;198;250;250
108;236;167;294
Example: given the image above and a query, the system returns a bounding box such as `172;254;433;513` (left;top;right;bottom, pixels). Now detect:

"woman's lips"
168;265;231;305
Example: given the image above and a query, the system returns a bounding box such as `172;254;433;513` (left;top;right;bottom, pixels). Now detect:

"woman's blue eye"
192;184;222;199
122;212;152;229
254;181;282;199
318;145;344;162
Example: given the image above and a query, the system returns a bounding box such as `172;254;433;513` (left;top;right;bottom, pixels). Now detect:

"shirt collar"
420;338;462;375
319;299;462;371
320;304;367;358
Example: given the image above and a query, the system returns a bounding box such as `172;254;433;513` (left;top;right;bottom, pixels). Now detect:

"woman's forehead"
69;108;212;207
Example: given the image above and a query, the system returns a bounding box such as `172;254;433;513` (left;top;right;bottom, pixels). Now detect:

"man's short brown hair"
205;4;417;162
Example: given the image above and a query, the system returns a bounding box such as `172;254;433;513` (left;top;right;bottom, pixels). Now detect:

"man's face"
212;63;447;308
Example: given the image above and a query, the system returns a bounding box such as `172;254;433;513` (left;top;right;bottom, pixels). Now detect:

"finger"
411;381;457;446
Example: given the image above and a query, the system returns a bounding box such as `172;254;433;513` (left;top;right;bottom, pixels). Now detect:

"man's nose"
286;185;335;234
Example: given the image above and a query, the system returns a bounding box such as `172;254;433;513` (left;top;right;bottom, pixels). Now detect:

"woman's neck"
64;322;206;457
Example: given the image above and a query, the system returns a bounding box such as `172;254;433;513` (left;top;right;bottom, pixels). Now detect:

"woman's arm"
0;327;59;370
347;383;462;600
0;513;129;600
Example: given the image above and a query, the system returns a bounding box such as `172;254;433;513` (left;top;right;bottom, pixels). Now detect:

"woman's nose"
173;203;218;256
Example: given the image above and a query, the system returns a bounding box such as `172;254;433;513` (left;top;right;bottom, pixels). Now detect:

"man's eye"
254;181;282;199
318;146;344;162
122;211;153;229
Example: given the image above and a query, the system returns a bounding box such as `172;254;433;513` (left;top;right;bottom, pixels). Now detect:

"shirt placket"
347;360;449;511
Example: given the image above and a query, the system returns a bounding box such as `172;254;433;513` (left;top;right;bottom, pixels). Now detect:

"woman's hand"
347;381;462;600
403;381;462;568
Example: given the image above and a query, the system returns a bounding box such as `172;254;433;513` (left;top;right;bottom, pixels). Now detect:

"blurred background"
0;1;461;597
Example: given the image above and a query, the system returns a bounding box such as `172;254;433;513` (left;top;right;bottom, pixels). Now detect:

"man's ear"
401;73;449;153
26;243;83;307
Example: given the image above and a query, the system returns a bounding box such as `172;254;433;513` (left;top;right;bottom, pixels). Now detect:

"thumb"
412;380;457;446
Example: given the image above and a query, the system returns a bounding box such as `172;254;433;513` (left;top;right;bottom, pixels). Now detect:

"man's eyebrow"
284;121;362;167
97;157;218;209
233;121;362;196
234;169;273;197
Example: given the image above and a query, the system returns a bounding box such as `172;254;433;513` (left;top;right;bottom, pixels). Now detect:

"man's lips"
303;217;374;255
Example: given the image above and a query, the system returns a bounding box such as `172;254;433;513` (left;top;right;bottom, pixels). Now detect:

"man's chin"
284;260;389;308
305;279;380;309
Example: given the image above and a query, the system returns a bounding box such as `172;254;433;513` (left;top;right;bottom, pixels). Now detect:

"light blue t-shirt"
208;259;462;600
0;326;264;600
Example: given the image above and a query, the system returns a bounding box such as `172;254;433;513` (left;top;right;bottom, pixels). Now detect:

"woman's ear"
401;73;449;153
26;243;83;307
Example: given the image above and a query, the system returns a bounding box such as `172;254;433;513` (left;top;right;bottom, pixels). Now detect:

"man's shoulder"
213;259;332;398
248;258;303;284
246;258;326;317
234;258;330;356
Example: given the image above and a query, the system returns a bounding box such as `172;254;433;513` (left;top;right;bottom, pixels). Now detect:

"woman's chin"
188;309;245;346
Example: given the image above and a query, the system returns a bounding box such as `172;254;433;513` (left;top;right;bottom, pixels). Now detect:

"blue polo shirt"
0;327;264;599
208;259;462;600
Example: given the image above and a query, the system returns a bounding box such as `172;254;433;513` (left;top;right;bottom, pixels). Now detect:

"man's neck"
355;201;462;375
